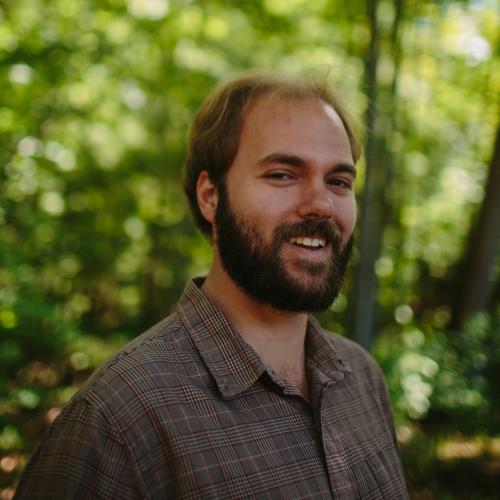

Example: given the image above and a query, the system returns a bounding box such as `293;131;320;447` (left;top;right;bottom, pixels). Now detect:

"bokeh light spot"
127;0;169;20
39;191;65;216
395;304;414;324
8;63;33;84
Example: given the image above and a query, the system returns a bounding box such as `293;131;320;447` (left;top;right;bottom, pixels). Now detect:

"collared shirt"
15;279;408;499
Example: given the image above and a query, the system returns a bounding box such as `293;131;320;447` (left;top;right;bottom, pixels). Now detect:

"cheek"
339;200;357;237
239;189;292;221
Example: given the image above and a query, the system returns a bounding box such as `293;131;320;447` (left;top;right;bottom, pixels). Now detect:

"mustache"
274;220;344;249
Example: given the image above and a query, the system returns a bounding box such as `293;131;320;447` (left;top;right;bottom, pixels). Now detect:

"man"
15;70;408;499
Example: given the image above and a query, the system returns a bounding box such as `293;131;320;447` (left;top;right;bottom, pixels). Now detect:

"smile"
288;237;326;249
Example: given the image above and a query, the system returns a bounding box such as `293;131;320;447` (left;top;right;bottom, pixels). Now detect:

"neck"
201;256;310;400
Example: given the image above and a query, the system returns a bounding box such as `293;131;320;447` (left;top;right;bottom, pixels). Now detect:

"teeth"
289;237;326;248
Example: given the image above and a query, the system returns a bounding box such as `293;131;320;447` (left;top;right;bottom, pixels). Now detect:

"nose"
296;181;333;220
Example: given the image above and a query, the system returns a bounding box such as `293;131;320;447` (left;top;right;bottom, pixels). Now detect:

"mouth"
288;236;327;250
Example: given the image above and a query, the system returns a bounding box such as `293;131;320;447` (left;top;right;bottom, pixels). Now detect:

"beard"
214;183;353;313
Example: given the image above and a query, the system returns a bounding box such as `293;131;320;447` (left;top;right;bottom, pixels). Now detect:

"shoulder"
15;314;196;497
68;311;202;419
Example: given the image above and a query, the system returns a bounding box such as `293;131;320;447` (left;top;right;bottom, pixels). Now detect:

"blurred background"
0;0;499;498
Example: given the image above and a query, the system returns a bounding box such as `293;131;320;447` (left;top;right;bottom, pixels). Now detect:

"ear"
196;170;218;225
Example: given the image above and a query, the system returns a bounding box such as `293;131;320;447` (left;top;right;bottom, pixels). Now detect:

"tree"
350;0;404;349
451;112;500;327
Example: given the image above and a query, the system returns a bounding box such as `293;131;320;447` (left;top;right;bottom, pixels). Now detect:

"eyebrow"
257;152;357;178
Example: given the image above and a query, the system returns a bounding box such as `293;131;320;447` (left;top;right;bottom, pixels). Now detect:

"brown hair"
183;69;362;237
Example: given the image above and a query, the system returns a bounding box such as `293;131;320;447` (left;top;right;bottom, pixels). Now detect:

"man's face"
213;95;357;312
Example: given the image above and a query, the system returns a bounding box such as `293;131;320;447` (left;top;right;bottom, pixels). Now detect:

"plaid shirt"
15;278;408;499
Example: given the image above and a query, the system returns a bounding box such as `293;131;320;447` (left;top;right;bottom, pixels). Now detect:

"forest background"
0;0;499;498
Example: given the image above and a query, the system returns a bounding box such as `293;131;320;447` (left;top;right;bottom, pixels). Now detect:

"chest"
120;380;407;500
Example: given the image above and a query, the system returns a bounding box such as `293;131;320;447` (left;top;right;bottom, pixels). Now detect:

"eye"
265;171;296;181
327;177;353;190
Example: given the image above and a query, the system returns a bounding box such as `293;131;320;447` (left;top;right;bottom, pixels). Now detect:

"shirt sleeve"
14;397;147;500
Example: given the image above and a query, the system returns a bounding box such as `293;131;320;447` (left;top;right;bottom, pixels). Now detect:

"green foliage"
375;310;500;425
0;0;499;497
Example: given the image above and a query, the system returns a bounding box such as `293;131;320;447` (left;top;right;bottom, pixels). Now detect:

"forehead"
238;94;353;161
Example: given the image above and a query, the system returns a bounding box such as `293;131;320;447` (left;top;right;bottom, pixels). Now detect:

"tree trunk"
350;0;381;350
350;0;404;349
451;114;500;327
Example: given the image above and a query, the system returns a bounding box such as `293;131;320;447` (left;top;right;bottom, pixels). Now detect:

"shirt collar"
176;278;350;399
305;315;352;386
